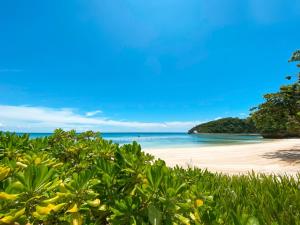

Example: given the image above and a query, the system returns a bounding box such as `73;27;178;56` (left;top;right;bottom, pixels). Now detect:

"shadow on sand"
262;149;300;164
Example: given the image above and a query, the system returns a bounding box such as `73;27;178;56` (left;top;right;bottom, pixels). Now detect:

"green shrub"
0;130;299;224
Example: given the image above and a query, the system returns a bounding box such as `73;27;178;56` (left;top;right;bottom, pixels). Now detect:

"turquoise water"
26;132;265;149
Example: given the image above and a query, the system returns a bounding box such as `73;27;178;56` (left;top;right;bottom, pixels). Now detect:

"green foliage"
289;49;300;67
188;117;257;134
1;130;300;224
251;50;300;138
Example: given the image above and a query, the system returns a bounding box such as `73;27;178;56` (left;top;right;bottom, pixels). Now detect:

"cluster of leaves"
251;50;300;138
188;118;257;134
1;130;300;225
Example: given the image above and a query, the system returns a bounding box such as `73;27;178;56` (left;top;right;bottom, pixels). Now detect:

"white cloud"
85;110;102;117
0;105;202;132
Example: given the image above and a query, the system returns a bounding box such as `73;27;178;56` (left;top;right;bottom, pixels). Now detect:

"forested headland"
188;117;256;134
189;50;300;138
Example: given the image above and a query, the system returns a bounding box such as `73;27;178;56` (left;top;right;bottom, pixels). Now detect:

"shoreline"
143;138;300;176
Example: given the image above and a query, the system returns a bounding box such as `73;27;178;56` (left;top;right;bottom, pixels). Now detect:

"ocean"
25;132;265;149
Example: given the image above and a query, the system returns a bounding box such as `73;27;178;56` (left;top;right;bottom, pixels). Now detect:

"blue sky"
0;0;299;132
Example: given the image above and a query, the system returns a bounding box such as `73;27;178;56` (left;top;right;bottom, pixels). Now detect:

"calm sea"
25;132;265;149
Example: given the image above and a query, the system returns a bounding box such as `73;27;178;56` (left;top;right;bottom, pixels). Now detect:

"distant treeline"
188;117;256;134
189;50;300;138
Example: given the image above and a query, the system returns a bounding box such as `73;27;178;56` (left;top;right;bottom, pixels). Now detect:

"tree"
251;50;300;138
289;49;300;83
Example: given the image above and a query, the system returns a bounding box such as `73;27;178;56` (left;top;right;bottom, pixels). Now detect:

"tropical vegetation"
1;130;299;225
251;50;300;138
188;118;256;134
189;50;300;138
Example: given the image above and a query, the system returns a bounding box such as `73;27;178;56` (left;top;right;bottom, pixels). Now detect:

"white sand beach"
144;139;300;176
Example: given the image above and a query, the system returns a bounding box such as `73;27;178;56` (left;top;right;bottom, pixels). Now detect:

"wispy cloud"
85;110;102;117
0;105;202;132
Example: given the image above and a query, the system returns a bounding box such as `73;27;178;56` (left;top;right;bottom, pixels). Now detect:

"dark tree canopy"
188;117;257;134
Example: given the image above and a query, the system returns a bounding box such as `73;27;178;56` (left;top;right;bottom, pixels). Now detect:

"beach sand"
144;139;300;176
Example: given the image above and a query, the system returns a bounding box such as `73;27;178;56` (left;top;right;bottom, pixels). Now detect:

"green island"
0;130;299;225
188;118;257;134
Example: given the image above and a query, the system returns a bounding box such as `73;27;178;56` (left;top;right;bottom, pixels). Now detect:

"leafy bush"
0;130;300;224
